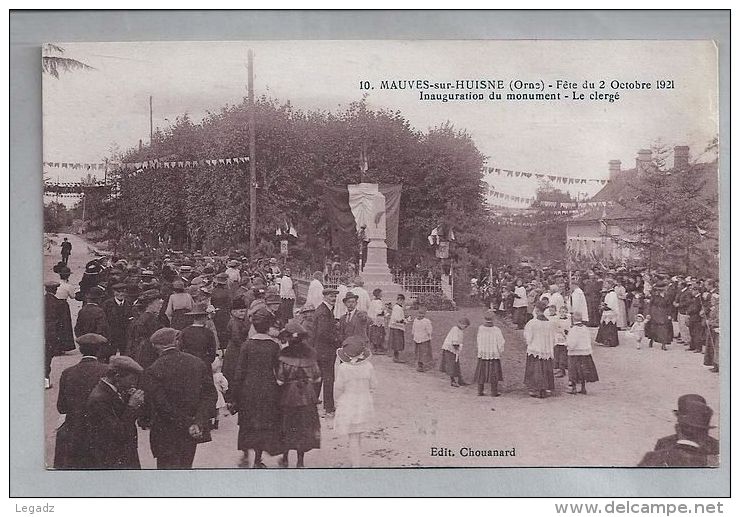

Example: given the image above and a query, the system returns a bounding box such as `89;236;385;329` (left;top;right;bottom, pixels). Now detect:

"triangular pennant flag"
225;158;232;165
218;159;225;164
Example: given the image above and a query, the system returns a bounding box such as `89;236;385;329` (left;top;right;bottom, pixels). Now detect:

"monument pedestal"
360;237;408;301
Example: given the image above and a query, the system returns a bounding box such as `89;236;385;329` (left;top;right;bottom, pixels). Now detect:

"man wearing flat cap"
74;287;110;345
142;328;217;469
53;333;110;468
127;289;164;370
311;288;340;415
85;355;145;469
101;283;133;363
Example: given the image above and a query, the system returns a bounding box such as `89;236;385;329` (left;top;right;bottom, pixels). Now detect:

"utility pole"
149;95;154;147
248;49;257;256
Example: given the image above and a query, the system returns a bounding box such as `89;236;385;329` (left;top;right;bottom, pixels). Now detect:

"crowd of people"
44;241;719;469
45;246;388;469
472;264;720;372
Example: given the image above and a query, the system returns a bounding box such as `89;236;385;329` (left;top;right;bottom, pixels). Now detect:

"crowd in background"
471;264;720;372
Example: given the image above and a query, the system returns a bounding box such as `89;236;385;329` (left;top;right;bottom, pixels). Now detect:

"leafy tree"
43;201;73;232
618;141;718;275
42;44;94;78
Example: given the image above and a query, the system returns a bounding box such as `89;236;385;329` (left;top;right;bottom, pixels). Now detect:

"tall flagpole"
248;49;257;256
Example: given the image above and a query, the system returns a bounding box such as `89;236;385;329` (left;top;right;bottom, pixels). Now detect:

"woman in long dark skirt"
595;280;619;347
275;322;322;468
232;308;284;468
647;281;674;350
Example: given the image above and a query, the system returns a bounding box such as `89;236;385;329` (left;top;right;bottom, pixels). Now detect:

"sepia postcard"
40;39;721;473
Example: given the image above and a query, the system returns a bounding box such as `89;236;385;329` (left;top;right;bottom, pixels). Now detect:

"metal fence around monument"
293;270;453;301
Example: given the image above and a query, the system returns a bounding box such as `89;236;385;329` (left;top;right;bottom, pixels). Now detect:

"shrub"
413;292;456;311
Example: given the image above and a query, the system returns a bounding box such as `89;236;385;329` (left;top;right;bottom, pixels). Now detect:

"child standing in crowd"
440;317;470;387
211;356;229;429
412;306;434;372
334;336;376;468
474;311;504;396
389;294;408;363
630;314;647;350
565;312;599;394
523;301;556;398
553;305;571;378
367;288;386;355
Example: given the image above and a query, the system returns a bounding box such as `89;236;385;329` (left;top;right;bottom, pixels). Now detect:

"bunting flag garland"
43;182;113;195
43;161;106;170
43;156;250;172
484;166;609;185
488;189;614;209
43;192;84;198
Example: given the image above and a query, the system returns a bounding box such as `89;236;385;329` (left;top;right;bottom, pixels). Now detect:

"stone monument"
348;183;408;300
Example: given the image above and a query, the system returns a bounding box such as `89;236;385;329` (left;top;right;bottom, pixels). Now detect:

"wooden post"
248;49;257;256
149;95;153;147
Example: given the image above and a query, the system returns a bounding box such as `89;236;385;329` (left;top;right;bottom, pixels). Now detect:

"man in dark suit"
45;281;64;388
142;327;217;469
101;283;132;363
210;273;233;345
582;271;603;327
639;399;715;467
686;284;706;353
338;292;370;342
652;394;719;463
127;289;164;370
53;333;110;468
178;307;217;366
676;281;692;344
85;355;145;469
311;288;340;415
60;237;72;265
74;287;109;343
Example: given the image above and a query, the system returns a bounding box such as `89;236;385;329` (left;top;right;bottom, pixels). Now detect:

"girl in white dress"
334;336;377;467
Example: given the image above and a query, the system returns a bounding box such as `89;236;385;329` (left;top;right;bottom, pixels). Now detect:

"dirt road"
44;234;720;468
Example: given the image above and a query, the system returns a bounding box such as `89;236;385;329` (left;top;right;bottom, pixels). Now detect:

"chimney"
674;145;690;170
608;160;621;181
636;149;652;173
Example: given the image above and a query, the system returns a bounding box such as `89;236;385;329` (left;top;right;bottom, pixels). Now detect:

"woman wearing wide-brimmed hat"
232;308;285;467
275;321;322;468
334;336;376;467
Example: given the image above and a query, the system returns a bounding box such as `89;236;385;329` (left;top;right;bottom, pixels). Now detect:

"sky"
43;40;718;207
